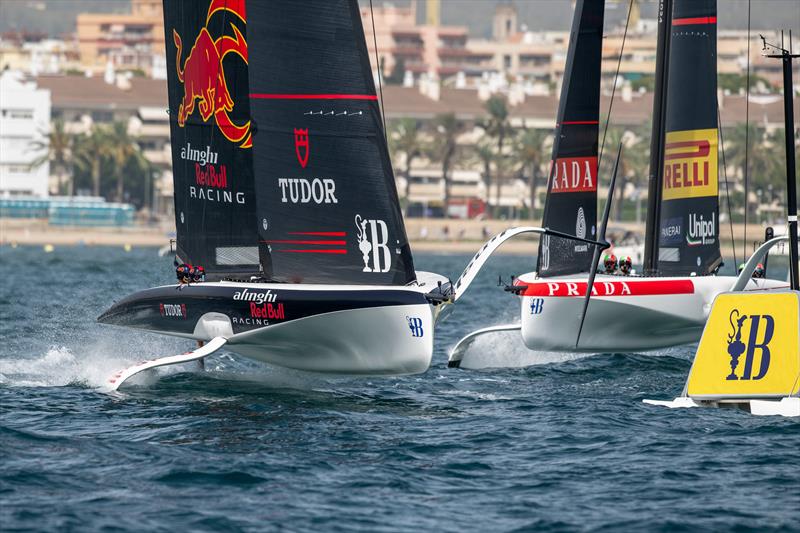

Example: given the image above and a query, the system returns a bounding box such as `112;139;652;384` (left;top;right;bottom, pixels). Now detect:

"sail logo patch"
725;309;773;381
172;0;251;148
294;128;310;168
662;128;718;200
686;212;716;246
356;215;391;273
659;217;683;245
278;178;337;204
407;316;424;338
686;293;800;398
549;156;597;193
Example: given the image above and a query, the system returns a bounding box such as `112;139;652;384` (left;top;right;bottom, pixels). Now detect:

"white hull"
227;303;434;375
517;273;786;352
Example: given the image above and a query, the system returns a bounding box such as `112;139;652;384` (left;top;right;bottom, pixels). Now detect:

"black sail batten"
537;0;604;277
246;0;415;285
162;0;260;280
655;0;722;276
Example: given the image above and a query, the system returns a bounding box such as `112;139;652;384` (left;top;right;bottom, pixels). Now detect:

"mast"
643;0;673;275
763;35;799;290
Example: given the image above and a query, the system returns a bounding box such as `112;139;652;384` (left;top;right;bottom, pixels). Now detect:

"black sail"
655;0;722;275
162;0;259;279
246;0;415;285
537;0;604;277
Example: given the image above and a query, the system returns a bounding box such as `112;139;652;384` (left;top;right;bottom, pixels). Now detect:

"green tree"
723;122;766;220
513;128;549;221
73;125;112;197
431;113;463;215
388;118;423;212
471;139;495;212
480;95;512;217
29;119;73;195
105;121;143;202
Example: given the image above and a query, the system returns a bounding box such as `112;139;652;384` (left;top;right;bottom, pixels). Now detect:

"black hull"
98;282;428;339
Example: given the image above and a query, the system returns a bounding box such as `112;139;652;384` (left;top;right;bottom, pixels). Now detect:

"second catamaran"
449;0;785;366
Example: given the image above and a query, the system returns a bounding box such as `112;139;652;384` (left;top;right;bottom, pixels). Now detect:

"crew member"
176;263;192;285
618;256;633;276
603;253;618;274
753;263;765;279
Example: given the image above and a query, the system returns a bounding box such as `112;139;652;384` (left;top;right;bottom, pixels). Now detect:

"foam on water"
453;326;594;369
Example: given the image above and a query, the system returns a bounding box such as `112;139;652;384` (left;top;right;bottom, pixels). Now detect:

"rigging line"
597;0;633;173
368;0;388;139
717;106;738;268
744;0;751;251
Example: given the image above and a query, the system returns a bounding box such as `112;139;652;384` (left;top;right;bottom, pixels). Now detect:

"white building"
0;71;51;197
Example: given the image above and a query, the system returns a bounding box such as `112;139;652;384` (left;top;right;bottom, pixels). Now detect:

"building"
0;33;81;75
0;71;51;197
361;2;473;81
76;0;164;76
35;73;172;212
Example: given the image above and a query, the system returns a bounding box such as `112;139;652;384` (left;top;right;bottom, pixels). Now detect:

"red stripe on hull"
520;279;695;297
672;16;717;26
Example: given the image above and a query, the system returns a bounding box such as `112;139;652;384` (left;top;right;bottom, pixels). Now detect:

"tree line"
32;101;795;223
32;119;152;207
388;95;796;222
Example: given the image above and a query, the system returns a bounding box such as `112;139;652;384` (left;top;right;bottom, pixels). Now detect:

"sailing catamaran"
448;0;785;366
98;0;455;388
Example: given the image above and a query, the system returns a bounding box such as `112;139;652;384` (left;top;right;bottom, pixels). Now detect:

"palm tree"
105;121;142;202
480;96;512;217
722;122;764;220
601;126;646;221
431;113;462;215
513;128;549;221
388;118;423;210
29;119;73;195
73;125;112;197
471;139;495;213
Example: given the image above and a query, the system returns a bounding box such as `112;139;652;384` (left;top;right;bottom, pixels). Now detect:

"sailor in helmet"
618;256;633;276
603;253;618;275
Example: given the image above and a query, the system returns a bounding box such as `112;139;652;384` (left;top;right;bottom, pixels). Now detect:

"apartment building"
76;0;164;76
0;71;51;197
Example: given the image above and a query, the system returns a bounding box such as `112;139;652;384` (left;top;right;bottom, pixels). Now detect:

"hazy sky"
0;0;798;38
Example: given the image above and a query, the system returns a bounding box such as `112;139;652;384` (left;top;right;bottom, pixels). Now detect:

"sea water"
1;245;798;531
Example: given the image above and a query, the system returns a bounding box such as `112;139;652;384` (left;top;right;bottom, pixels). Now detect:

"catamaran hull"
516;274;786;352
98;281;438;375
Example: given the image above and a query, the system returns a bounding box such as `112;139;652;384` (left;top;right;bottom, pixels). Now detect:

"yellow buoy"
123;243;132;252
43;244;54;253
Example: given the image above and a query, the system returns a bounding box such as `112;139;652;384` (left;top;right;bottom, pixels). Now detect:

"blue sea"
1;245;798;532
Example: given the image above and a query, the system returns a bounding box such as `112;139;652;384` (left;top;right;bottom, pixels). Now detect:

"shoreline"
0;217;776;257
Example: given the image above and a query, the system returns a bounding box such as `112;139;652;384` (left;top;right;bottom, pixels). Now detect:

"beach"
0;216;776;258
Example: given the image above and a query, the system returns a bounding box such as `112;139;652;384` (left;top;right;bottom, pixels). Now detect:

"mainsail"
537;0;604;277
246;0;416;285
163;0;260;278
652;0;722;275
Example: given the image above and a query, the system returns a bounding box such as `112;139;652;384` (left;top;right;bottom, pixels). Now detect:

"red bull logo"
172;0;251;148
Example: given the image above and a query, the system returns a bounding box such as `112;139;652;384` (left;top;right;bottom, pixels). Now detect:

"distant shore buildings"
0;0;796;220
